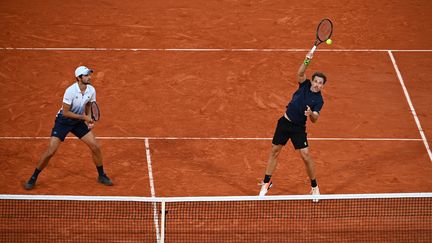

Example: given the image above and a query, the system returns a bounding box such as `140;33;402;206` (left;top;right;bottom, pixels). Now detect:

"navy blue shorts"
272;116;308;150
51;116;90;142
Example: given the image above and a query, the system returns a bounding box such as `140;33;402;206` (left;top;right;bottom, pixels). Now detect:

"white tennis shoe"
259;180;273;196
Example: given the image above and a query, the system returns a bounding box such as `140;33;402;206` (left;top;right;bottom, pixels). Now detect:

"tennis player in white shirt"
24;66;113;190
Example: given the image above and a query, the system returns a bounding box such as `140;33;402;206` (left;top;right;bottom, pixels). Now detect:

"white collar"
74;82;88;94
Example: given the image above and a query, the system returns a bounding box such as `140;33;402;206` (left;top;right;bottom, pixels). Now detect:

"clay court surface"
0;0;431;198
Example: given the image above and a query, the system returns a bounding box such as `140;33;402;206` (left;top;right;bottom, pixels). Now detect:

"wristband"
304;59;311;65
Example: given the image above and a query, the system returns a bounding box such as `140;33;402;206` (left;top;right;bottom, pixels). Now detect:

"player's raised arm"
297;51;313;84
298;18;333;84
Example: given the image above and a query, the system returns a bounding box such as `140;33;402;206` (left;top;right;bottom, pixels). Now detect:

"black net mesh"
1;196;431;243
0;199;159;243
164;197;432;243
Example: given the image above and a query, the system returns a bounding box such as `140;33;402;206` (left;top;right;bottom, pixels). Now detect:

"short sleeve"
299;79;311;88
62;88;74;105
313;101;324;113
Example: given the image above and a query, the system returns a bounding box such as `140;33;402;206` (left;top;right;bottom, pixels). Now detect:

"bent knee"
90;143;101;153
45;145;60;157
299;148;310;158
46;149;57;158
270;145;283;157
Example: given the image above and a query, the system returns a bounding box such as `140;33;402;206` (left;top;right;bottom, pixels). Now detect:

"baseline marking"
0;136;423;141
388;51;432;162
0;47;431;52
144;138;161;242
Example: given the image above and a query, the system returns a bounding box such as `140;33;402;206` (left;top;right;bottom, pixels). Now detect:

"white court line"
144;138;161;242
0;47;431;52
388;51;432;162
0;136;422;141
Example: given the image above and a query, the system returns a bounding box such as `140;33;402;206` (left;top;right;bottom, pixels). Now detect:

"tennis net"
1;193;431;242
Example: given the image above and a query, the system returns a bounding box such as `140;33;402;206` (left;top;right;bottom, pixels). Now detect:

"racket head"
90;101;100;121
316;18;333;43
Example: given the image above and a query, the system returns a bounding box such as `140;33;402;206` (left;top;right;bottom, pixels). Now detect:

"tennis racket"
90;101;100;121
310;18;333;54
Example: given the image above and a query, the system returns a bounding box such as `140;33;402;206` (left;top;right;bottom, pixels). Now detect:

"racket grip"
310;45;317;54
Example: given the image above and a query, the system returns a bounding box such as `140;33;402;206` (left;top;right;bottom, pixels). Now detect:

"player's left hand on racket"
82;114;93;123
87;120;95;130
82;114;94;129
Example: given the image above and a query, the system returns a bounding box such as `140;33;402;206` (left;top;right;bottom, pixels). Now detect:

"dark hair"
312;72;327;84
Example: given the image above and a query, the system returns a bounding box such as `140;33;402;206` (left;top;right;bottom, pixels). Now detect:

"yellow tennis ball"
326;39;332;45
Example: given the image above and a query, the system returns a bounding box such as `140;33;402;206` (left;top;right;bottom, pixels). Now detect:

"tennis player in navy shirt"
24;66;113;190
259;51;326;202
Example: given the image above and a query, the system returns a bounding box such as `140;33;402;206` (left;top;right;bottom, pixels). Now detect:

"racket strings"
317;20;332;41
91;103;100;121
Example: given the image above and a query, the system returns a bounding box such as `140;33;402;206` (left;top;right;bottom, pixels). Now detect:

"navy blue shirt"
285;79;324;127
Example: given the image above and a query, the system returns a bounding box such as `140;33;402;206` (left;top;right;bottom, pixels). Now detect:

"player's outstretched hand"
304;105;313;117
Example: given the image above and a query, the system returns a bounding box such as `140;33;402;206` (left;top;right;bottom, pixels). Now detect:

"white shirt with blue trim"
59;82;96;116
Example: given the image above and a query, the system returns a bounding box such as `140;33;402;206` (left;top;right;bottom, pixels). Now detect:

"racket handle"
310;45;317;54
